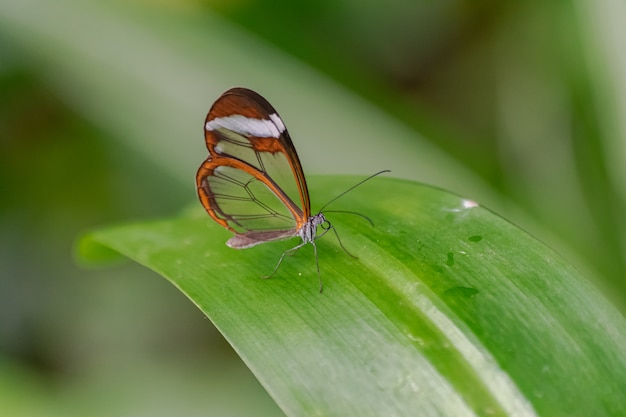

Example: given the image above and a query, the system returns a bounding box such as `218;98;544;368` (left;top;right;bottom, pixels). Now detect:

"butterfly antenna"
323;210;374;226
318;170;390;213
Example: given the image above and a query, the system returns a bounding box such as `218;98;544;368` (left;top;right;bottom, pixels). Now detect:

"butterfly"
196;87;387;292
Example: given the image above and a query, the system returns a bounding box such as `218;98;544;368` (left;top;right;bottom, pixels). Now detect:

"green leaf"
80;176;626;417
75;232;127;267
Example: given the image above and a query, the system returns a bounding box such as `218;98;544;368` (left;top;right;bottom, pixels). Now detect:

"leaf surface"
80;176;626;417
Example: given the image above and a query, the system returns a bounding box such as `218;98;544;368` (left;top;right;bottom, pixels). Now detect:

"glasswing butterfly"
196;87;387;292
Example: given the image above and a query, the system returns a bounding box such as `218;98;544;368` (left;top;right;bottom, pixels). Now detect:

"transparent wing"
196;88;310;238
197;158;301;234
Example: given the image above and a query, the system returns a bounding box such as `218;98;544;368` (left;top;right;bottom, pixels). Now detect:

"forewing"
203;88;310;216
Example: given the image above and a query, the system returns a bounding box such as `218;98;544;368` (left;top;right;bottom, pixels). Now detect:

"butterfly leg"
262;241;307;280
311;240;323;293
323;222;358;259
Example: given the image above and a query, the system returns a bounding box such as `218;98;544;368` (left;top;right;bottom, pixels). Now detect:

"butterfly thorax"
299;213;326;244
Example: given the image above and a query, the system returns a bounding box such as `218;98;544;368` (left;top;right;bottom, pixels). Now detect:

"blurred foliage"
0;47;281;416
0;0;624;415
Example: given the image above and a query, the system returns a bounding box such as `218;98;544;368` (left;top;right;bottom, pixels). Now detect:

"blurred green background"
1;0;624;415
